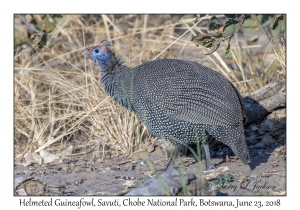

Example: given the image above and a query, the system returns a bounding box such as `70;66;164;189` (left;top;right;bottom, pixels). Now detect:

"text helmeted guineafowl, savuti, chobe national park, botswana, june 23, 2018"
82;40;251;171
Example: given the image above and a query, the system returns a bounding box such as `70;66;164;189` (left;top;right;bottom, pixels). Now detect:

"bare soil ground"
14;112;286;196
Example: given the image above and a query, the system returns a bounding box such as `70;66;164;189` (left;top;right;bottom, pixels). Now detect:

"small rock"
39;150;59;164
254;142;264;149
16;188;28;196
23;152;42;166
261;134;275;145
110;165;119;170
254;134;275;149
123;180;135;187
23;180;45;196
261;119;273;130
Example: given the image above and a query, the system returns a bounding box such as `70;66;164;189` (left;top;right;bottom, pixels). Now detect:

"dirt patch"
14;116;286;196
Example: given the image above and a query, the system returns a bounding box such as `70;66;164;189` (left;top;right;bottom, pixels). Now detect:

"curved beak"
81;48;97;64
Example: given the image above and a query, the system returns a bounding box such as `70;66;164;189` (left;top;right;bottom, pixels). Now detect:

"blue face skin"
91;47;110;68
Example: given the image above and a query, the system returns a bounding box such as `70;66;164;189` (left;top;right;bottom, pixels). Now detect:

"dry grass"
14;14;285;162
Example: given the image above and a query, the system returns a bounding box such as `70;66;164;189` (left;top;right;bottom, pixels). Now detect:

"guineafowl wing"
136;59;244;127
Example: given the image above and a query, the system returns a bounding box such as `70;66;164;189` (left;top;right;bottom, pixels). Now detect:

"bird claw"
204;166;216;173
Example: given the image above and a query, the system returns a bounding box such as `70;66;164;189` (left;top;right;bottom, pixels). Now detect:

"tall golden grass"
14;14;285;161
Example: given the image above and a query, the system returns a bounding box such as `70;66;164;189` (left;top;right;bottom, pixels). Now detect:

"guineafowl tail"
208;125;250;164
228;128;251;164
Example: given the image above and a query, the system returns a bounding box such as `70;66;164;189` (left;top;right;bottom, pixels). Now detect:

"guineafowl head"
82;40;130;109
82;40;113;68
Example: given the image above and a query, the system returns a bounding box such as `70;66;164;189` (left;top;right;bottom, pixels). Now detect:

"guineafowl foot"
205;163;215;171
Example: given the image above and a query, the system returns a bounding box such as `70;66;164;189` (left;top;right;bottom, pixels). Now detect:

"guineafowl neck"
100;62;135;112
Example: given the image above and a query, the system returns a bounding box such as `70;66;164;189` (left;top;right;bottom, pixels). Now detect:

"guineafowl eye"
94;48;99;53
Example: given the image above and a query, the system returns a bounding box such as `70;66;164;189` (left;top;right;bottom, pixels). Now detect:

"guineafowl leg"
203;142;215;171
165;145;183;171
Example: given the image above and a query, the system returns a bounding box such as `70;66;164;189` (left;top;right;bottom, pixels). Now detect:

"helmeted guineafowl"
82;40;250;171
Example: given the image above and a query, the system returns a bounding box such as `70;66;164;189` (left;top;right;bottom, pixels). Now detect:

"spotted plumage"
82;40;251;169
